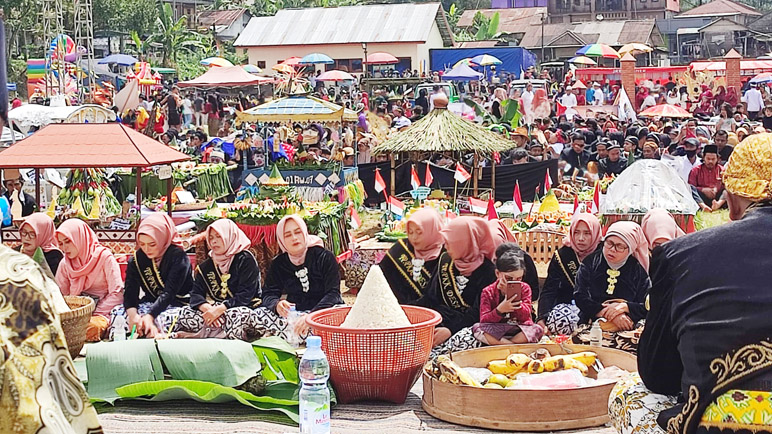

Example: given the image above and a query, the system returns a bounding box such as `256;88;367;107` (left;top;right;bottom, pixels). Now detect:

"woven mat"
97;382;615;434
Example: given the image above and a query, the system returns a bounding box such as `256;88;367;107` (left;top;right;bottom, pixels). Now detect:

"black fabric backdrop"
358;159;559;204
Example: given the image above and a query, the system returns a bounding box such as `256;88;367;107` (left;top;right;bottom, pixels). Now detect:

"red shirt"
688;163;724;191
479;281;534;325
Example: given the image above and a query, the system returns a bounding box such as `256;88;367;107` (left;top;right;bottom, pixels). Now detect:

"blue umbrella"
98;54;139;66
442;63;482;81
299;53;334;65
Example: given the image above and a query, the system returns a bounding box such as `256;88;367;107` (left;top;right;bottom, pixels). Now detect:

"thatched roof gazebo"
372;96;513;196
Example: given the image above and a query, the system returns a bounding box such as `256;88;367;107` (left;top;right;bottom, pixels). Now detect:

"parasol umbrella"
272;63;295;74
568;56;597;65
618;43;653;55
750;72;772;84
576;44;620;59
201;57;234;67
453;58;477;68
280;57;302;66
299;53;334;65
242;64;262;74
317;70;355;81
366;52;399;64
639;104;692;118
98;53;138;66
441;63;482;81
572;79;587;89
470;54;502;66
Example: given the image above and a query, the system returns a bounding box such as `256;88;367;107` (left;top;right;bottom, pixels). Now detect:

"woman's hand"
203;304;226;326
126;308;141;332
610;313;634;331
276;300;293;318
139;314;157;337
293;313;310;337
497;295;521;314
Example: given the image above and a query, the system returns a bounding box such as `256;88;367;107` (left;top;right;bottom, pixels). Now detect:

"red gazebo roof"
0;123;190;168
178;65;273;88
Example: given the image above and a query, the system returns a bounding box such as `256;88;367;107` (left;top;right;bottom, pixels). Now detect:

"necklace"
456;275;469;293
295;268;310;292
411;258;425;282
220;274;231;299
606;269;620;295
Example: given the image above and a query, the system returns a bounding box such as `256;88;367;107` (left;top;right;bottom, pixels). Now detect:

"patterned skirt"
545;303;582;336
608;373;676;434
109;302;182;339
173;305;266;341
471;322;544;344
573;321;645;355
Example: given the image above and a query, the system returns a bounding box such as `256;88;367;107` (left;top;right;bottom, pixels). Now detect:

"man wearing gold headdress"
608;133;772;434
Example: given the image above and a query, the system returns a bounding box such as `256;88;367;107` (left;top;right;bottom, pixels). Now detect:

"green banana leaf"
252;337;300;383
501;99;522;128
115;380;300;425
158;339;260;388
87;340;164;403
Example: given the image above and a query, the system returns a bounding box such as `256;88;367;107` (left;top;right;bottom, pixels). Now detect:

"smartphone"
504;280;522;301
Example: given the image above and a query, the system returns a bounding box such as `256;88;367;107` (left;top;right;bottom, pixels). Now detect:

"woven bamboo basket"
61;296;96;359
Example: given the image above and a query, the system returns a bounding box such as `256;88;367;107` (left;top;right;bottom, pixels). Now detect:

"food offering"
55;168;123;220
511;190;571;234
422;344;637;431
142;162;234;212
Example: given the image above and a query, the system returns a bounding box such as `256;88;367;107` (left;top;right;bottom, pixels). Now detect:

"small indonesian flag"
591;180;600;214
374;168;386;194
411;165;421;190
445;209;457;220
387;195;405;216
468;197;487;215
573;194;579;214
487;198;498;220
513;181;523;215
454;163;472;183
425;164;434;187
349;206;362;230
544;169;553;194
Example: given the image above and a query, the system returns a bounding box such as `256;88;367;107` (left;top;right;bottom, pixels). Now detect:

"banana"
527;359;545;374
566;351;598;368
439;360;482;387
542;355;568;372
506;353;532;370
487;360;519;376
564;358;589;376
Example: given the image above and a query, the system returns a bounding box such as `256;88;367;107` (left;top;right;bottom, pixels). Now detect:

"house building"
545;0;679;23
197;8;252;41
233;3;454;73
161;0;214;26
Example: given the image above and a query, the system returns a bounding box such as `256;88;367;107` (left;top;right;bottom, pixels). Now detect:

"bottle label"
300;403;330;434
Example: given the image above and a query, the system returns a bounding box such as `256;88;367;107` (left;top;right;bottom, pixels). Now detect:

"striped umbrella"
576;44;620;59
280;57;302;66
470;54;502;66
750;72;772;84
453;58;477;68
200;57;234;67
299;53;334;65
272;63;295;74
242;64;262;74
568;56;597;65
618;43;652;55
638;104;692;118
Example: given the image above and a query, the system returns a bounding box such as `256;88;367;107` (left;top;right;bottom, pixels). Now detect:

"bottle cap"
307;336;321;348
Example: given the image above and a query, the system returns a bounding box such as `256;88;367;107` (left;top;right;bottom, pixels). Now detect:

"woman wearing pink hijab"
415;217;497;346
641;208;685;250
537;213;602;335
380;208;444;304
109;214;193;339
573;221;650;351
257;215;343;342
19;213;63;275
174;219;262;340
55;219;124;341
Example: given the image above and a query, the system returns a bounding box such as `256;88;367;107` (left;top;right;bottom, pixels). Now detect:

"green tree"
94;0;157;34
147;2;204;67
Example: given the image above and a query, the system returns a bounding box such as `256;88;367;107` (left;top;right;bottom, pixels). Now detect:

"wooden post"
166;176;173;217
135;167;142;224
473;153;479;197
34;168;41;212
491;157;496;202
389;152;396;197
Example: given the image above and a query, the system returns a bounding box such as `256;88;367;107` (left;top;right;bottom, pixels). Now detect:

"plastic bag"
509;369;595;390
601;160;699;215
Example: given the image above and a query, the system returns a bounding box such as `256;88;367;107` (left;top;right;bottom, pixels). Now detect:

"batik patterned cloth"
608;373;676;434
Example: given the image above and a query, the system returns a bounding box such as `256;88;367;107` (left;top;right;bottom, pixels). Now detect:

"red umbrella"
366;52;399;65
638;104;692;118
280;56;302;66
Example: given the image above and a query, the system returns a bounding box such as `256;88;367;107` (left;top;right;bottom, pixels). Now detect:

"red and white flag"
543;169;553;194
591;180;600;214
425;164;434;187
468;197;488;215
573;194;580;214
349;206;362;230
387;195;405;216
454;163;472;184
487;198;498;220
512;180;523;215
374;168;386;194
410;165;421;190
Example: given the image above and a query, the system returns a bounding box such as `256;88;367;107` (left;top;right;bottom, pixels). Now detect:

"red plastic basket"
305;306;442;404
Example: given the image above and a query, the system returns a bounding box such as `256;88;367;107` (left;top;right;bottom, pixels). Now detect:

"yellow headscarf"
723;133;772;202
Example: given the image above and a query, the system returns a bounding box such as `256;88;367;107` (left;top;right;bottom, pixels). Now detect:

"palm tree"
147;2;204;67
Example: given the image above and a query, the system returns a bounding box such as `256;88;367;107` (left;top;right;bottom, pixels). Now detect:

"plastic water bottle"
286;306;302;348
113;315;127;341
590;320;603;348
299;336;331;434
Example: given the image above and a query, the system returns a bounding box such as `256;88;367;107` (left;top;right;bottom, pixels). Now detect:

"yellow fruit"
505;379;518;388
566;351;598;368
487;360;518;376
488;374;510;387
506;353;532;370
527;359;545;374
483;383;504;389
564;358;589;376
438;360;482;387
542;355;567;372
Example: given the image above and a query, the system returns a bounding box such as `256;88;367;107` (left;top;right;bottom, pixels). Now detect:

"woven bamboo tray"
60;296;95;359
422;344;637;431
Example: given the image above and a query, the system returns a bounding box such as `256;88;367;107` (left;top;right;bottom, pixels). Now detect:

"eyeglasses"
604;240;629;253
19;230;36;240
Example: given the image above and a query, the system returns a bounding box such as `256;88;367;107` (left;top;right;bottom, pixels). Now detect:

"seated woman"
175;219;263;340
489;219;540;299
110;214;193;338
415;217;497;347
641;208;685;250
472;251;544;345
537;213;602;336
55;219;124;342
19;212;63;276
256;215;344;341
572;221;650;352
380;208;444;304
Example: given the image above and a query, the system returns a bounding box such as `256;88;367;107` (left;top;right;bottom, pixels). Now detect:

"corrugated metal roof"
234;3;451;47
519;19;658;48
678;0;760;17
198;8;248;27
457;7;546;30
